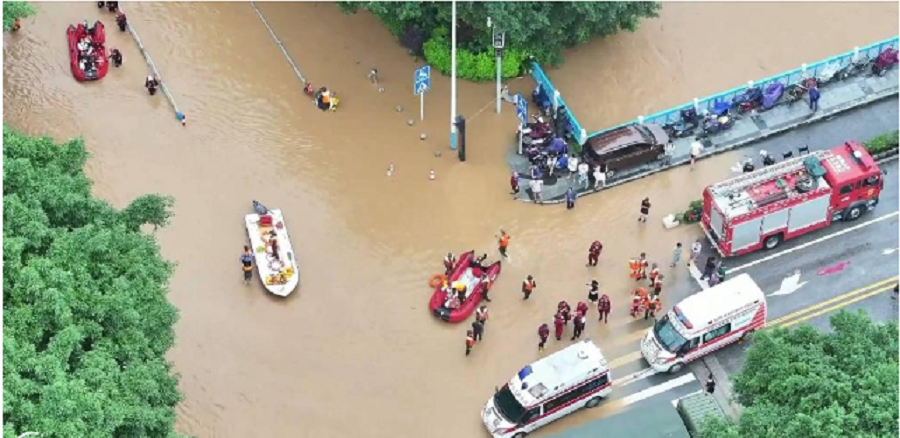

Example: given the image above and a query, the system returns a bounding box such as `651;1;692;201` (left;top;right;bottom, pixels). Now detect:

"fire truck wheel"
763;234;783;250
586;396;602;408
667;363;684;373
845;205;863;222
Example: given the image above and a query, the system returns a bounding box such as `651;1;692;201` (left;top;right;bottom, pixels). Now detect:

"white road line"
621;372;697;406
670;390;704;407
727;211;900;275
689;262;710;290
613;367;658;388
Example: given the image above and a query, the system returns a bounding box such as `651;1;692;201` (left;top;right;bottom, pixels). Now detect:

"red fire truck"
701;141;884;257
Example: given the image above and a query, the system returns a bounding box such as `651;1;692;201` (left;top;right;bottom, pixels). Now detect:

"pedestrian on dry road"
690;240;703;267
639;198;651;222
558;301;572;326
690;140;703;171
671;242;683;267
587;280;600;303
538;324;550;352
705;373;716;394
587;240;603;267
701;256;717;281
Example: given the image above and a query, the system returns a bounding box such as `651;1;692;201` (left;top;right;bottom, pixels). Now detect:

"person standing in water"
496;229;510;258
241;246;254;285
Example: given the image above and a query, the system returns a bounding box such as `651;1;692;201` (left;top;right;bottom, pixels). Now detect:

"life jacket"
466;336;475;347
444;255;454;269
321;92;331;104
636;287;648;299
649;267;660;281
523;279;535;292
499;234;510;248
476;308;488;322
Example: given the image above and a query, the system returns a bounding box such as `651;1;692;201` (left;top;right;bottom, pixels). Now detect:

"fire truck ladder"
708;149;830;199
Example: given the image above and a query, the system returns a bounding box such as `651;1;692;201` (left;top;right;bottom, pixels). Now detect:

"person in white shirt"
690;140;704;171
593;166;606;189
567;155;579;178
690;239;703;267
532;179;544;204
577;162;590;189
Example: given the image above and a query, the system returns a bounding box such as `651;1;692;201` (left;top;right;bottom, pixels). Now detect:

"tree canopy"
338;1;660;78
699;310;899;438
3;125;184;438
3;2;36;31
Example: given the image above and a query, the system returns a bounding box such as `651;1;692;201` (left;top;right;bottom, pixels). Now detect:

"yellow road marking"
767;276;898;326
776;284;896;329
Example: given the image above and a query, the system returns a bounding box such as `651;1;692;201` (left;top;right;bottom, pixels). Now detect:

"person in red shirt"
587;240;603;267
497;230;511;258
558;301;571;325
465;330;475;356
510;172;520;195
554;312;565;340
538;324;550;352
598;294;611;323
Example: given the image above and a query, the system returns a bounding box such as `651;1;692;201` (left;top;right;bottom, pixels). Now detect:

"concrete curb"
515;87;899;206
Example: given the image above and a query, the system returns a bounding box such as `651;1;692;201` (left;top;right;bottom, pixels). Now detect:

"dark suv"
582;124;670;174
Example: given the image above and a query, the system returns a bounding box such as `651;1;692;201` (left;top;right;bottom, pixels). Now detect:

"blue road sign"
516;94;527;124
414;65;431;95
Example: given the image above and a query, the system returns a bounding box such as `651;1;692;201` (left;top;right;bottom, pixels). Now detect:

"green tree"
698;311;899;438
338;1;659;77
3;125;186;438
3;2;36;31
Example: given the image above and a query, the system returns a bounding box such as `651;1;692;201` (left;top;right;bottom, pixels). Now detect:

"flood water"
3;2;896;437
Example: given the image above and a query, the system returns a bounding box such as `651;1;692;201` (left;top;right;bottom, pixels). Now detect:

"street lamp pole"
450;0;458;151
490;17;504;114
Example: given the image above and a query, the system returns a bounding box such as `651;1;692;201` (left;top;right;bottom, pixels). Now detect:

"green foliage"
700;311;899;438
3;2;35;31
3;125;184;438
676;199;703;223
863;130;899;155
423;28;526;81
338;1;660;70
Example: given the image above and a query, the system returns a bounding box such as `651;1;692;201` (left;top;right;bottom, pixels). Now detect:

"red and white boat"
429;251;502;323
66;21;109;82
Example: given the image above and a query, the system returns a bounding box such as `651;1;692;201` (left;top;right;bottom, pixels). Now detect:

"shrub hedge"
423;28;527;81
863;130;899;155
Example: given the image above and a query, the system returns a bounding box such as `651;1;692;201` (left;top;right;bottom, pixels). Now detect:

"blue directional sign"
516;94;528;124
414;65;431;95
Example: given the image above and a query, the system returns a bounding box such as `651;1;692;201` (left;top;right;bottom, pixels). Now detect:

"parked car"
582;124;670;174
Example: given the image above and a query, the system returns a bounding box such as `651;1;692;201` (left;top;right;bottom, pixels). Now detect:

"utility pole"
490;17;504;114
450;0;458;151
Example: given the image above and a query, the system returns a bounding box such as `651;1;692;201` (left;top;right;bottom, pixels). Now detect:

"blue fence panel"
531;62;586;144
576;36;898;139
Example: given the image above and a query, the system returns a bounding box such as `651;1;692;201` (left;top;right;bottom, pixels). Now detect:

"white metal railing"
250;1;307;85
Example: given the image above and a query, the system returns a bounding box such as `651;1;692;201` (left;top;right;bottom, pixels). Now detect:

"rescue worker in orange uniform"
638;253;650;280
465;330;476;356
629;258;641;280
651;274;664;296
522;275;537;300
645;296;662;320
648;263;660;285
497;229;511;258
630;287;648;317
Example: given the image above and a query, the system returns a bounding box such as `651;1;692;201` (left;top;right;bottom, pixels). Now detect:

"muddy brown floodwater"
3;2;896;437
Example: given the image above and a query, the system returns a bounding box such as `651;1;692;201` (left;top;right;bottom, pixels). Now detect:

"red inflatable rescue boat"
67;21;109;82
429;250;502;323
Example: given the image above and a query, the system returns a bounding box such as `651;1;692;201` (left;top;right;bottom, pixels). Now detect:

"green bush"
3;2;35;31
863;130;899;155
423;30;527;81
677;199;703;224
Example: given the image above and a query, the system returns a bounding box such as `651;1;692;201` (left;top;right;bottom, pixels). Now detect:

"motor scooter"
663;107;700;138
699;112;735;138
732;87;763;114
872;48;899;76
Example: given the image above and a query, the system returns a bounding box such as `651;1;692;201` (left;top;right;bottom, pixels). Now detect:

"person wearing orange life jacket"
465;330;476;356
522;275;537;300
496;229;511;258
443;252;456;275
638;252;649;280
651;274;665;296
629;258;641;280
475;305;489;325
630;287;648;317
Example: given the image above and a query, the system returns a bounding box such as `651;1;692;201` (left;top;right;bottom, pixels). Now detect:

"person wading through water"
496;229;510;258
443;252;456;276
475;305;489;328
587;240;603;267
472;319;485;342
241;245;254;285
598;294;611;323
538;323;550;352
480;274;494;302
522;275;536;300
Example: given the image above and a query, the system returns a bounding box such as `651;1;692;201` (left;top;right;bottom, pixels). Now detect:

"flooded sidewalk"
511;66;900;204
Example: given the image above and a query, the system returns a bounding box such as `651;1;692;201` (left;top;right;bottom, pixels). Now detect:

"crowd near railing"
530;36;899;144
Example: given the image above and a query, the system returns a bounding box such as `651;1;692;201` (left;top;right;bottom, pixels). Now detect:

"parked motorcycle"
732;86;763;114
838;56;870;80
662;107;700;138
815;62;843;86
761;82;785;111
872;48;899;76
699;112;735;138
785;78;816;105
517;115;553;147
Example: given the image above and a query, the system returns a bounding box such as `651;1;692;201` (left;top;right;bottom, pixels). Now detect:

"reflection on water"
3;2;896;437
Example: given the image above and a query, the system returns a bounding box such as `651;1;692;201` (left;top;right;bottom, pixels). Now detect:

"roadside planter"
664;200;703;229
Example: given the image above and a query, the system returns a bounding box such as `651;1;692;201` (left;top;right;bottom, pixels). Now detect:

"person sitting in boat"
116;11;128;32
145;75;160;95
267;231;281;260
84;20;95;36
444;294;461;310
109;48;123;68
470;253;488;276
107;1;119;12
77;39;89;54
452;281;468;303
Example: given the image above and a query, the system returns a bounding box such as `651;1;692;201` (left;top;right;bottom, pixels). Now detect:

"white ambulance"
640;273;767;373
481;340;612;438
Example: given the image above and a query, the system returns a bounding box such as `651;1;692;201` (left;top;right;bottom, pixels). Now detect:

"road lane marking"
607;350;642;369
726;211;900;275
671;390;704;407
767;276;898;326
776;284;896;329
620;373;697;406
613;367;658;388
689;262;710;290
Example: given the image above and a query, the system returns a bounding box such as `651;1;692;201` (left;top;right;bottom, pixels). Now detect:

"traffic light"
455;115;467;162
